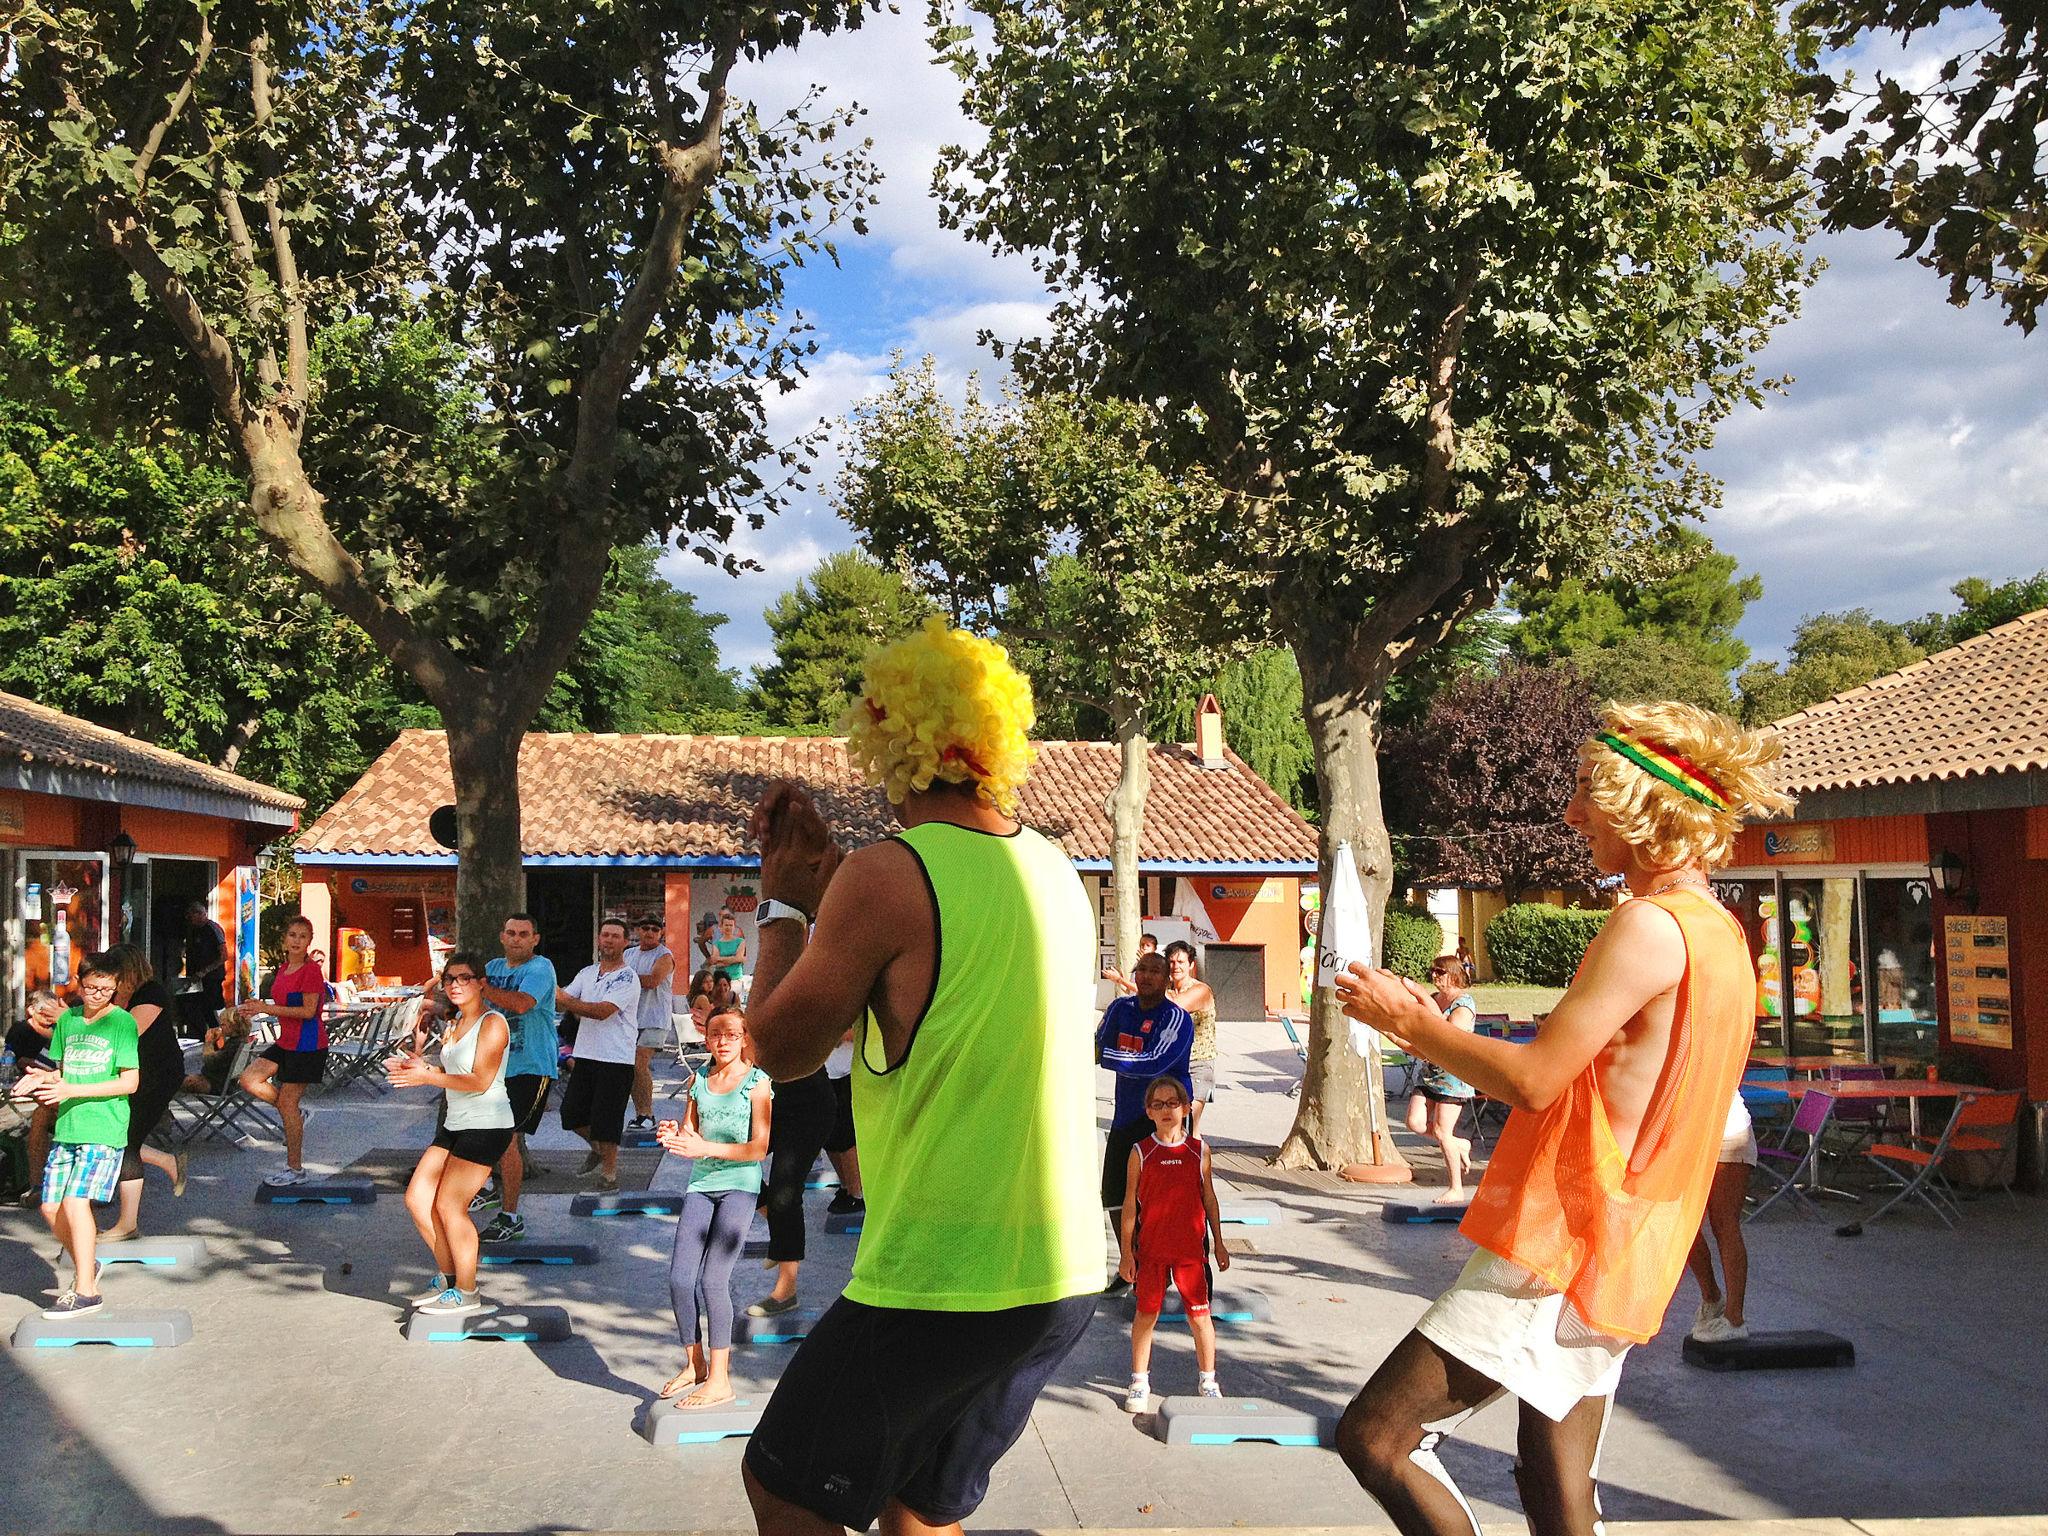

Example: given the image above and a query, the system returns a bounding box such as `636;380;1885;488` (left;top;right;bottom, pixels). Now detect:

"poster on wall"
688;872;760;988
1944;914;2013;1048
235;866;260;1005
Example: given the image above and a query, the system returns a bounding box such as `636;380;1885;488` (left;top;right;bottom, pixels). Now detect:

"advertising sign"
235;866;260;1005
1945;914;2012;1048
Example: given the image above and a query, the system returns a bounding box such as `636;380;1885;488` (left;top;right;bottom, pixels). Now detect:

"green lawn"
1469;982;1567;1020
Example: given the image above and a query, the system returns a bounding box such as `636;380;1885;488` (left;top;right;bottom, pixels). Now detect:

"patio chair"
1270;1011;1310;1097
1859;1090;2022;1230
1744;1087;1835;1222
166;1032;279;1146
1819;1063;1891;1162
1740;1064;1792;1132
1474;1013;1511;1040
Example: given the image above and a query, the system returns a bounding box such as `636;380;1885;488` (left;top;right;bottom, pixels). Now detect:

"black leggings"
121;1052;183;1182
761;1069;833;1263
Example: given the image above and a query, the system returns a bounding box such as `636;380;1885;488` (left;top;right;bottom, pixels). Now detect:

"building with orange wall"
295;701;1320;1019
0;691;302;1030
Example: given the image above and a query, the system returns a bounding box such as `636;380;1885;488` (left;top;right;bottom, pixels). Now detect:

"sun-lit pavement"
2;1017;2042;1534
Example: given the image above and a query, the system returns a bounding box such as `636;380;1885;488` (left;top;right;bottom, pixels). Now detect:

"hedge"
1485;903;1609;986
1382;904;1446;983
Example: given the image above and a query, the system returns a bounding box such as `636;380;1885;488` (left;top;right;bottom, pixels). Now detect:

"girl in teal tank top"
656;1007;771;1407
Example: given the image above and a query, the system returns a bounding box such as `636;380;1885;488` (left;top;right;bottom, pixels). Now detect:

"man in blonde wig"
1334;701;1793;1536
738;618;1103;1536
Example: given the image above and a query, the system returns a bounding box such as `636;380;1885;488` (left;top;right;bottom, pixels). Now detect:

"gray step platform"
13;1308;193;1349
737;1308;816;1346
98;1236;208;1268
1155;1396;1333;1447
619;1127;663;1150
571;1191;686;1218
643;1394;767;1446
477;1241;598;1267
1140;1287;1273;1326
256;1176;375;1206
1382;1202;1469;1225
1218;1200;1283;1226
404;1305;573;1344
1681;1330;1855;1372
823;1209;863;1236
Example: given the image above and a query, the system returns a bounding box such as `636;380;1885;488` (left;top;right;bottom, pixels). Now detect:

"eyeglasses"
443;972;480;985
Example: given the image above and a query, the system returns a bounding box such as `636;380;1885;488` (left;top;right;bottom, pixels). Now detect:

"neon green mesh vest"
848;821;1106;1310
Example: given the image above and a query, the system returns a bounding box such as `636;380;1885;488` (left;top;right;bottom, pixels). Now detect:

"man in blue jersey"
476;913;557;1242
1096;951;1193;1223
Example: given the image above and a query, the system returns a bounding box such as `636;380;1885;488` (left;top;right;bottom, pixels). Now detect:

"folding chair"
1272;1012;1309;1098
1382;1046;1419;1098
167;1032;278;1146
1819;1063;1891;1162
1744;1087;1835;1222
1474;1013;1511;1040
1740;1065;1792;1134
1860;1091;2022;1230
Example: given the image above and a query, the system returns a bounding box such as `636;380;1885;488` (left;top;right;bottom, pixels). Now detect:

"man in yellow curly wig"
737;618;1103;1536
1332;700;1793;1536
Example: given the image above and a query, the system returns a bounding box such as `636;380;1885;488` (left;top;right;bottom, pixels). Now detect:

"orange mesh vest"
1458;888;1755;1344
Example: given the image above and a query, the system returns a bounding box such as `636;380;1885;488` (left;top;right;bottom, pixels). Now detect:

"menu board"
1944;915;2013;1048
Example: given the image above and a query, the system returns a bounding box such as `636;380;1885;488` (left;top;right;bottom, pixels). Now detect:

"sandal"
658;1368;706;1400
677;1384;736;1410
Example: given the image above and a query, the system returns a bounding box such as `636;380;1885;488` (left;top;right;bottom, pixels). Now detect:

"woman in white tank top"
386;949;513;1317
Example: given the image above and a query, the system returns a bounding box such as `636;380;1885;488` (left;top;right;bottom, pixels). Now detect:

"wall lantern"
110;830;138;871
1928;849;1968;898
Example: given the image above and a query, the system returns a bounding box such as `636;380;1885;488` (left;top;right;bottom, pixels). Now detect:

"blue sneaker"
42;1290;104;1320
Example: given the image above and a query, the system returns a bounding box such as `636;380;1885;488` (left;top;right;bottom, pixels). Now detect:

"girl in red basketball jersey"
1116;1074;1228;1412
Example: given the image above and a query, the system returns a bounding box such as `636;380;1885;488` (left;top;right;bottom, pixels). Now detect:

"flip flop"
677;1385;736;1411
658;1370;706;1401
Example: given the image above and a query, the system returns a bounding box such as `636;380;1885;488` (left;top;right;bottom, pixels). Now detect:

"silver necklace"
1642;873;1712;899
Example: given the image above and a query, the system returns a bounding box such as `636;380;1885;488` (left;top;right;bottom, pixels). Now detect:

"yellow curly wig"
841;617;1038;814
1580;700;1795;870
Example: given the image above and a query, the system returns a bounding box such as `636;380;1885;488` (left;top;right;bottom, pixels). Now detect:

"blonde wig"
1580;700;1795;870
842;617;1038;814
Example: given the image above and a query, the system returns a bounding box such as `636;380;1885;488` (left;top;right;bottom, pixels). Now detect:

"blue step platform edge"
1217;1200;1283;1226
618;1128;663;1150
570;1191;687;1218
1128;1288;1273;1326
736;1309;816;1347
97;1236;209;1267
1154;1396;1333;1447
477;1242;599;1267
642;1396;766;1446
12;1308;194;1349
1382;1202;1470;1225
402;1305;574;1344
823;1210;863;1236
255;1176;376;1206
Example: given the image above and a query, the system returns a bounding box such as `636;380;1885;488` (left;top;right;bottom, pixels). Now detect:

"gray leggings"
670;1187;753;1350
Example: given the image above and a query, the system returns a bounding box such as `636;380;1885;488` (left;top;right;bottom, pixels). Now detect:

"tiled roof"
297;730;1318;868
0;690;302;814
1773;608;2048;793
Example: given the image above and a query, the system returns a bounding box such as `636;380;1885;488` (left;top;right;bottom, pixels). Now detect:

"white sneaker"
1692;1297;1725;1335
417;1287;485;1316
413;1273;453;1306
263;1166;308;1187
1123;1379;1150;1414
1198;1377;1223;1399
1691;1313;1749;1344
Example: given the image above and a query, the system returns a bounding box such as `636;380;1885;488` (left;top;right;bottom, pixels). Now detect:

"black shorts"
824;1072;856;1155
745;1292;1095;1529
559;1057;633;1144
260;1045;328;1085
433;1121;515;1168
1422;1089;1475;1109
506;1073;552;1136
1101;1115;1150;1209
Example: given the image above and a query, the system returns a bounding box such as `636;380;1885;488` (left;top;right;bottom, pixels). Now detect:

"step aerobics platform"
1155;1396;1333;1447
1126;1287;1273;1326
13;1308;193;1349
403;1305;573;1344
1217;1200;1284;1226
97;1236;209;1267
256;1176;375;1206
737;1309;816;1346
571;1191;686;1218
642;1395;766;1446
1382;1202;1470;1224
477;1241;599;1267
1682;1330;1855;1372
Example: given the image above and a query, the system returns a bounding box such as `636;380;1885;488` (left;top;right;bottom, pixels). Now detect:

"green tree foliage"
752;550;936;728
939;0;1814;1167
1485;903;1610;986
1383;663;1599;901
836;358;1264;969
1509;529;1761;709
0;1;877;937
1152;649;1316;815
1799;1;2047;331
1905;570;2048;651
1737;609;1925;722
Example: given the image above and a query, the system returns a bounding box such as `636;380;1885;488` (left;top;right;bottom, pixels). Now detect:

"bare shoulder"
1585;899;1686;983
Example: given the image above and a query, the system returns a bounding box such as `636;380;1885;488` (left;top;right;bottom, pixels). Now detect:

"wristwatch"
754;898;811;928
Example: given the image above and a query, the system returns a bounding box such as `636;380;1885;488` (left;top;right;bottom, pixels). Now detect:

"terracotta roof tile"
1773;608;2048;793
0;689;302;814
298;730;1318;867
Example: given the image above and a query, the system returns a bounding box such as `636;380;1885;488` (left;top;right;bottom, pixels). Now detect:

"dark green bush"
1485;903;1609;985
1381;903;1446;983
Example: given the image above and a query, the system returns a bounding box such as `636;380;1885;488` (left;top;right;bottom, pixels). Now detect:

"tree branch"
214;176;285;394
249;30;310;424
95;204;253;429
131;12;214;199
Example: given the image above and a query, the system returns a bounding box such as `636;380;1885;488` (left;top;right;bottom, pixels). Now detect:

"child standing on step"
1118;1073;1228;1412
657;1005;771;1407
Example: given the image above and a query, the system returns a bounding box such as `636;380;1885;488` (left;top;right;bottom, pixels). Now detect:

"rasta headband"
1597;730;1732;813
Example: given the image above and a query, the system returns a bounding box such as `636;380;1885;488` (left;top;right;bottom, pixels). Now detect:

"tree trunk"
444;711;528;953
1275;626;1411;1174
1108;701;1151;974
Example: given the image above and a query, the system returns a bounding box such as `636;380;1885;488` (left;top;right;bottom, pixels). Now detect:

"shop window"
599;870;667;928
1862;877;1939;1071
20;854;108;1009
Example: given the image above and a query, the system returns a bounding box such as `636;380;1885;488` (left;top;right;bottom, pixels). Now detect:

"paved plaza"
2;1019;2043;1535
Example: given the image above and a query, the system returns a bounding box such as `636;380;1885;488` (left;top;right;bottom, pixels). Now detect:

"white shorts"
1719;1125;1759;1166
1415;1249;1631;1423
635;1024;673;1051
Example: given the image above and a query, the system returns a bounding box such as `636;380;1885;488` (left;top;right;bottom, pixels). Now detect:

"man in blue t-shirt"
1095;950;1192;1224
478;911;559;1242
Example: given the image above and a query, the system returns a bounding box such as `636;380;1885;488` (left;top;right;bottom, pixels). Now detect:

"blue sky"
662;7;2047;680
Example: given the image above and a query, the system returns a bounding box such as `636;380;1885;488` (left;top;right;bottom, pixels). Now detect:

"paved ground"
2;1017;2043;1534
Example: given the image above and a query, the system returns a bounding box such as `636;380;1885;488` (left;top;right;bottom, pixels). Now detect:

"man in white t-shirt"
626;914;677;1130
554;919;642;1189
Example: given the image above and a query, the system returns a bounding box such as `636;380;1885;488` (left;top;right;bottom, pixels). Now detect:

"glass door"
20;852;110;1008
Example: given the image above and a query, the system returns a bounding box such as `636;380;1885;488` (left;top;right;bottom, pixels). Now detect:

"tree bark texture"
445;715;528;952
1274;626;1410;1172
1108;704;1152;975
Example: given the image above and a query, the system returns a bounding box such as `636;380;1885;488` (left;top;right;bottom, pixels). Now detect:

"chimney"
1195;694;1226;768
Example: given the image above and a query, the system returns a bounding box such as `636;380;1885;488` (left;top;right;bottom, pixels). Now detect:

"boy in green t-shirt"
19;956;139;1318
